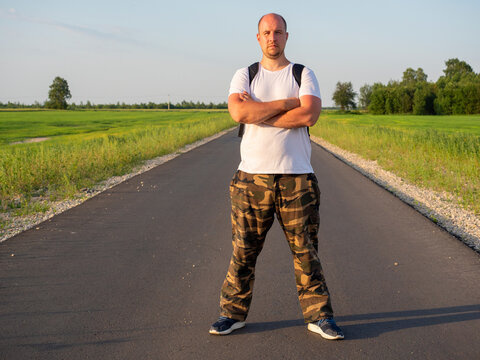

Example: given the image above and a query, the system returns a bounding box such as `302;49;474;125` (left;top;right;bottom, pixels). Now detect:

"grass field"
0;109;230;145
310;112;480;215
0;110;235;219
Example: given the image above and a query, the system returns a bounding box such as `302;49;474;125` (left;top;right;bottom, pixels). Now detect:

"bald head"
256;13;289;62
258;13;287;32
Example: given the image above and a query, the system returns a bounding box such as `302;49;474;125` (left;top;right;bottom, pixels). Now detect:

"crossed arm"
228;91;322;128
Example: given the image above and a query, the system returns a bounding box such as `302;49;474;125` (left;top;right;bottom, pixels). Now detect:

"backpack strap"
248;62;259;86
238;63;259;137
292;63;304;87
292;64;310;137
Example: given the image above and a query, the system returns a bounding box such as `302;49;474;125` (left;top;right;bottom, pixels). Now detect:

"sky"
1;0;479;107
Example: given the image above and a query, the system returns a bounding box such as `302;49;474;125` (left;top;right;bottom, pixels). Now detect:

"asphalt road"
1;130;479;360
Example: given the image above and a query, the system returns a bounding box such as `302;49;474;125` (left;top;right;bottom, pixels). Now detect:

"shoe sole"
307;323;344;340
209;321;245;335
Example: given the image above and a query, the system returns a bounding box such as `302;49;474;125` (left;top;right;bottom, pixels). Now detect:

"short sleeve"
228;68;250;96
299;67;321;100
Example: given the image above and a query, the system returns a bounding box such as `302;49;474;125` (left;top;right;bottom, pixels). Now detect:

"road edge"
310;135;480;253
0;127;237;243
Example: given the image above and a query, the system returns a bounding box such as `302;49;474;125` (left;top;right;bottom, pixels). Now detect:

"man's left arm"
263;95;321;128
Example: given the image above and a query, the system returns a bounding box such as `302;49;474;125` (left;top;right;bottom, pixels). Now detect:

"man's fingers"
240;91;251;102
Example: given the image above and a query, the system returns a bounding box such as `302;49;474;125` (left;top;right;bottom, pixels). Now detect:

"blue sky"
1;0;479;107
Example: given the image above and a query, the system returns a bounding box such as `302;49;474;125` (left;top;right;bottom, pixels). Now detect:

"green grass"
319;112;480;134
0;110;235;214
0;109;229;145
310;112;480;215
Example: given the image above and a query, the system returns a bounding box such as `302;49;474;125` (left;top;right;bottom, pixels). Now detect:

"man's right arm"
228;92;300;124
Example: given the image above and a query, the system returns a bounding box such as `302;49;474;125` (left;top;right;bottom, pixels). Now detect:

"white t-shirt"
229;62;321;174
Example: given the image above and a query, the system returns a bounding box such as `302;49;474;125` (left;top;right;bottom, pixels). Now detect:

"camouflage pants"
219;170;333;323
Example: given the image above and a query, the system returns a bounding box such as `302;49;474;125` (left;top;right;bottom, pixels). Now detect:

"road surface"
1;130;479;359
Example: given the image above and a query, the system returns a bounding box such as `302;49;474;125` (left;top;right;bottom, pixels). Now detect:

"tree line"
0;99;228;110
67;100;228;110
0;76;227;110
332;58;480;115
0;100;228;110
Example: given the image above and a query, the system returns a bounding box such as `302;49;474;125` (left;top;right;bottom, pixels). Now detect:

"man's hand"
228;92;300;124
239;91;252;102
239;91;300;110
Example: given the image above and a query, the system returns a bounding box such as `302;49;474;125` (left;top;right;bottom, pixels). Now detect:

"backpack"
237;62;305;137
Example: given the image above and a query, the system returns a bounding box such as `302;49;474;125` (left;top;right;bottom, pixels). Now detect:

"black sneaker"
209;316;245;335
308;317;344;340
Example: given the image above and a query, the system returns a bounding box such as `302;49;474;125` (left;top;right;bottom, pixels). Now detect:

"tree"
435;59;479;114
397;67;428;113
413;83;436;115
402;67;427;86
358;84;372;109
47;76;71;109
443;58;473;80
368;83;387;114
332;81;357;111
395;85;414;113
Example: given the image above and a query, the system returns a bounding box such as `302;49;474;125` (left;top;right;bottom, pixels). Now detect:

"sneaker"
308;317;344;340
209;316;245;335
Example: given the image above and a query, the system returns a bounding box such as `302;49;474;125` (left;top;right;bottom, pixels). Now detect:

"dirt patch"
10;137;50;145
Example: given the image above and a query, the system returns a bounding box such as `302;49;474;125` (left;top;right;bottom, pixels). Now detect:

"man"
209;13;344;340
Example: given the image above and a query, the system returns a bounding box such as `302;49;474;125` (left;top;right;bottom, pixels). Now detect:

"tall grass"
310;115;480;215
0;111;235;212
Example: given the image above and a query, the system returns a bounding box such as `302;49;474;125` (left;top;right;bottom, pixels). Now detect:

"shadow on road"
338;304;480;340
239;304;480;339
239;319;305;334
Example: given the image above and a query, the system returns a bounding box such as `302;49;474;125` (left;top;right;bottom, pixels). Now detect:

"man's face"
257;15;288;60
